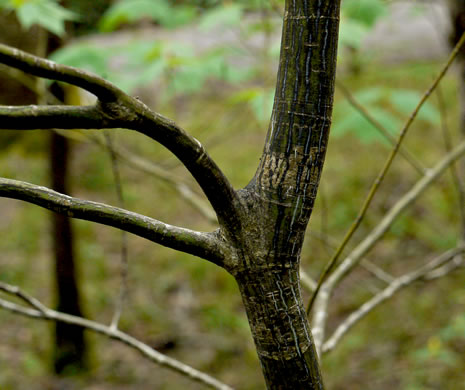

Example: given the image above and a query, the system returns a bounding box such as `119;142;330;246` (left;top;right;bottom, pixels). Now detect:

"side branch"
311;139;465;352
0;104;109;129
322;246;465;353
0;282;233;390
0;178;225;266
0;43;122;102
0;43;242;234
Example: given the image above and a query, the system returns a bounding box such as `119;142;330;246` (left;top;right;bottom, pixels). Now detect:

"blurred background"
0;0;464;389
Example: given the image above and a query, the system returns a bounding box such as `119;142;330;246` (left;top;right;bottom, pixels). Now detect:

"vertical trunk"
227;1;341;388
449;0;465;133
236;266;323;389
50;131;88;374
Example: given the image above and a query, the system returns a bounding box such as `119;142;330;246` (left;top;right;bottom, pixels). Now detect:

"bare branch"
311;139;465;353
0;281;48;313
104;131;130;330
0;43;242;236
86;133;218;224
322;246;465;354
0;283;233;390
300;269;317;292
436;85;465;241
0;177;226;266
307;31;465;316
0;104;111;129
0;43;123;101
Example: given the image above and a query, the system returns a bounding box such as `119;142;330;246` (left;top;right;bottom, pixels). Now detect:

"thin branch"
322;246;465;354
0;281;48;313
436;84;465;241
359;259;394;284
0;283;233;390
104;132;130;330
300;269;317;292
86;133;218;224
0;43;242;237
311;139;465;353
307;31;465;315
0;177;225;266
0;43;122;101
0;64;218;224
337;81;426;175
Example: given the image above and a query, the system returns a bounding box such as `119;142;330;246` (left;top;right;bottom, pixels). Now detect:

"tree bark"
50;131;88;374
226;1;341;388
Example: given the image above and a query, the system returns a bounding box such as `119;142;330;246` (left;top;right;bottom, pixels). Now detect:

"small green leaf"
50;43;110;76
199;4;243;32
14;0;77;36
99;0;196;31
389;89;440;125
343;0;387;27
339;18;369;49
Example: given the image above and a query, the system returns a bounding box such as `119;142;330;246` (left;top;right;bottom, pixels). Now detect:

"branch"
0;177;225;266
0;43;242;236
311;139;465;353
85;133;218;224
322;246;465;354
0;282;233;390
104;131;129;330
307;31;465;315
0;44;122;102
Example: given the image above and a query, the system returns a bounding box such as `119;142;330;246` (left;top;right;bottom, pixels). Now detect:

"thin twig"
307;31;465;315
0;281;48;313
86;133;217;223
104;131;130;330
0;283;233;390
300;269;317;292
436;84;465;241
322;246;465;353
311;139;465;353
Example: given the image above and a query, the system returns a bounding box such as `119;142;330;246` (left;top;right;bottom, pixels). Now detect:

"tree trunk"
226;1;341;388
50;131;88;374
449;0;465;132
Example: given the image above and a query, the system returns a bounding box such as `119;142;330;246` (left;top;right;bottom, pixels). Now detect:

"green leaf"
3;0;77;36
342;0;387;27
339;18;369;49
333;105;401;143
99;0;196;31
199;3;243;32
50;43;110;76
228;87;273;122
389;89;440;125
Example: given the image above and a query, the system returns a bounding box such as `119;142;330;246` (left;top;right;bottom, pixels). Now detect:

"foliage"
0;0;76;36
333;86;440;143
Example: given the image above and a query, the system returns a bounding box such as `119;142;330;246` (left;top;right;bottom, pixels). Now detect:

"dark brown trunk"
50;131;88;374
226;1;341;388
449;0;465;132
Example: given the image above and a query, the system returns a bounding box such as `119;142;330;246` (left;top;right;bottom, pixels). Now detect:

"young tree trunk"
226;1;341;388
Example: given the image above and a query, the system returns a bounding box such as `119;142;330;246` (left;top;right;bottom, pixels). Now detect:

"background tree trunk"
50;130;88;374
449;0;465;132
